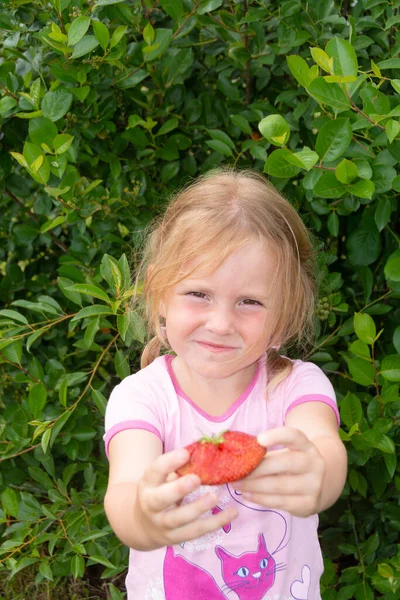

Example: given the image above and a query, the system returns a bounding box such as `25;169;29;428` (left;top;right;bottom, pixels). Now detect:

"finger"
238;473;311;496
241;448;311;479
169;506;238;545
142;449;191;487
161;492;219;530
146;474;201;512
238;492;317;517
257;426;312;452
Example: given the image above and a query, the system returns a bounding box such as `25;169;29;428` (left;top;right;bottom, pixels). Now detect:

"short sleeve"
104;359;170;457
282;360;340;426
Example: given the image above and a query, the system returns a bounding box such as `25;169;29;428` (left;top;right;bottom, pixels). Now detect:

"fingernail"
185;475;199;490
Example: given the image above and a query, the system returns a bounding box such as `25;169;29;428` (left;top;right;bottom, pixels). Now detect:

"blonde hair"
134;168;316;385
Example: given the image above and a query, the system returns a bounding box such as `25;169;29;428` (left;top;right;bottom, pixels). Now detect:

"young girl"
104;169;347;600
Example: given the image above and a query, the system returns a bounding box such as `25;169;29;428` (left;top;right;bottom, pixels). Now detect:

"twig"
0;81;18;100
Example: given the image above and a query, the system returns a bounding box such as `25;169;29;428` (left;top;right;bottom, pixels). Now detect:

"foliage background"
0;0;400;598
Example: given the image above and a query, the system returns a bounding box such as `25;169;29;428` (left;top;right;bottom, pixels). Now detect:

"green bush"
0;0;399;598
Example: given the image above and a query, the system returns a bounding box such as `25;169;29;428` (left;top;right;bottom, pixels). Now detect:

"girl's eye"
187;291;207;299
241;298;262;306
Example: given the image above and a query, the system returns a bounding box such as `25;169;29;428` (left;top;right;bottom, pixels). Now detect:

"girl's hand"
135;449;238;549
233;427;326;518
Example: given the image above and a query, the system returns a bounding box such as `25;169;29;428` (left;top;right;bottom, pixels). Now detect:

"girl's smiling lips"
195;340;238;352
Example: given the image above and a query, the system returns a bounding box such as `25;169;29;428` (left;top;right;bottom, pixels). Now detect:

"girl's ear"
159;299;166;318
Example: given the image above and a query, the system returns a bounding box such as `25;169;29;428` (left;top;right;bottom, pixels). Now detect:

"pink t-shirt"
104;354;339;600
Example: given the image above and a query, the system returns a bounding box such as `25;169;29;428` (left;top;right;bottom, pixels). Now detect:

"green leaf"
70;305;114;322
128;311;146;343
10;151;28;168
28;383;47;417
386;119;400;143
264;148;301;178
1;488;19;518
393;325;400;354
143;22;155;46
310;47;333;74
349;340;370;359
314;172;347;198
340;392;363;428
93;20;109;50
348;357;375;386
347;227;381;266
71;554;85;579
27;329;46;353
346;179;374;200
110;25;127;49
157;118;179;136
258;114;290;146
92;389;107;416
143;29;172;62
327;211;339;237
391;79;400;94
45;186;71;198
377;58;400;69
83;316;100;349
326;37;358;77
29;117;58;146
41;428;52;454
384;249;400;282
207;128;235;149
198;0;223;15
58;277;82;306
205;139;233;157
40;215;66;233
67;284;111;303
96;0;125;4
159;0;185;19
287;55;317;88
380;355;400;382
1;339;23;364
41;89;73;122
71;35;99;59
354;312;376;344
315;118;352;162
53;133;74;154
0;309;28;325
114;350;130;380
117;314;129;341
374;198;392;232
67;16;91;46
88;555;116;569
230;114;252;135
308;78;351;112
335;159;358;184
0;96;17;115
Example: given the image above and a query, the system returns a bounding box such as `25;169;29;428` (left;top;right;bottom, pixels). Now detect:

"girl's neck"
169;356;260;417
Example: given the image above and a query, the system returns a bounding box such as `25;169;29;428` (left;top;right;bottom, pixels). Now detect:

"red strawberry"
176;431;266;486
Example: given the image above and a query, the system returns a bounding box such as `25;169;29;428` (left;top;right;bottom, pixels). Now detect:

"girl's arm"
234;403;347;517
104;429;237;551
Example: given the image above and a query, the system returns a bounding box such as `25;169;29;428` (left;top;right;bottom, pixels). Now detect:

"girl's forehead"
179;241;277;285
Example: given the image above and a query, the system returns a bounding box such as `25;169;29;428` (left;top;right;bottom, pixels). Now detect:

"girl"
104;169;347;600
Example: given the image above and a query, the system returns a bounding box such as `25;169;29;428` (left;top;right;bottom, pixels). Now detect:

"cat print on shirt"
163;533;284;600
216;533;278;600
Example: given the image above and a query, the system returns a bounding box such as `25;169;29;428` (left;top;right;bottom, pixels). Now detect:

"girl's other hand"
233;426;326;517
135;449;238;549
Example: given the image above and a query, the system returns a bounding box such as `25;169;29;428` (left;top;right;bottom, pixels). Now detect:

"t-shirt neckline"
164;354;262;422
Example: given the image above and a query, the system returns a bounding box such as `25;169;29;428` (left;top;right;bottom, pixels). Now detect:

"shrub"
0;0;399;598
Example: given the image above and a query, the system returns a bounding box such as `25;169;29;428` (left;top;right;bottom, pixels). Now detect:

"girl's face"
160;240;277;382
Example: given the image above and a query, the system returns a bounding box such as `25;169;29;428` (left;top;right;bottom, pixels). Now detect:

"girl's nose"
205;304;235;335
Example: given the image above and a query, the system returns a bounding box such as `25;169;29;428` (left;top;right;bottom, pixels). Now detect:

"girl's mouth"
196;341;237;353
